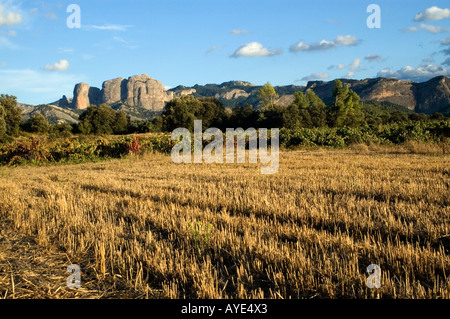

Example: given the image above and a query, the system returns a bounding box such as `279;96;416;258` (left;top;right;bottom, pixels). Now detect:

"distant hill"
306;76;450;114
15;75;450;125
18;103;81;125
169;81;303;108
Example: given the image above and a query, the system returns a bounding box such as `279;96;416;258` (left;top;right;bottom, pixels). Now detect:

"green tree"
0;105;6;139
78;104;126;135
284;90;326;129
0;94;22;136
306;89;327;127
258;82;279;109
113;110;129;134
162;96;202;132
161;96;227;132
29;112;50;133
50;123;73;138
330;80;364;127
283;103;303;129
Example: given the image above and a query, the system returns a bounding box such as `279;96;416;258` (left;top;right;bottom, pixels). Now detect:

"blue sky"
0;0;450;105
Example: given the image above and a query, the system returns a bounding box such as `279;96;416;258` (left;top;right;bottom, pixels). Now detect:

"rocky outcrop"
414;76;450;114
56;75;450;114
215;89;250;100
172;88;196;98
125;74;168;110
306;76;450;114
102;77;127;105
68;74;170;111
72;83;91;110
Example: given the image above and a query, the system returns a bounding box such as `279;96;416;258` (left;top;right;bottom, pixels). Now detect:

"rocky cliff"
54;75;450;115
306;76;450;114
66;74;171;111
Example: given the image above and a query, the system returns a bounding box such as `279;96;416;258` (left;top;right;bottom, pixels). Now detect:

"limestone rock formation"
125;74;168;111
70;74;170;111
102;77;126;105
72;83;91;110
215;89;250;100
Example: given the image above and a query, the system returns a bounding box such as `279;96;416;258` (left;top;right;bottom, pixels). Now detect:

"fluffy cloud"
0;5;22;26
345;72;355;78
377;64;448;81
348;58;361;71
334;35;359;46
43;60;70;72
290;35;359;52
402;24;450;33
441;36;450;45
365;54;383;62
231;42;282;57
230;29;250;35
414;6;450;21
441;37;450;56
290;40;336;52
402;26;419;32
300;73;329;82
419;24;450;34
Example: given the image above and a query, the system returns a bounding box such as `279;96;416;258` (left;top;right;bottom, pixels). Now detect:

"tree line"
0;81;449;143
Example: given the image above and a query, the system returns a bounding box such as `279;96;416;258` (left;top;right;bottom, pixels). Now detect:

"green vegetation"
0;94;22;139
0;81;449;166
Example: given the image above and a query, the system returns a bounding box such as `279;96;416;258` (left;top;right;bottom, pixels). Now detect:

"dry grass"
0;147;449;299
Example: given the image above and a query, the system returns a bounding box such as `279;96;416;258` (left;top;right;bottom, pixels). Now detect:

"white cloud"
414;6;450;21
337;63;345;69
290;35;360;52
0;5;22;27
402;26;419;32
441;36;450;45
0;62;6;67
365;54;383;62
8;30;16;37
334;35;359;46
230;29;250;35
290;39;336;52
377;64;448;81
419;23;450;34
348;58;361;71
231;42;282;58
43;60;70;72
301;73;329;82
345;72;355;78
85;24;132;31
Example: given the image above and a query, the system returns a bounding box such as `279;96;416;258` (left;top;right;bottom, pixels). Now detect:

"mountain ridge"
17;75;450;124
